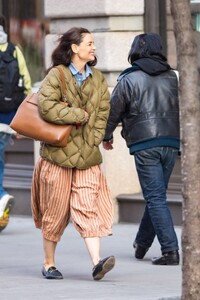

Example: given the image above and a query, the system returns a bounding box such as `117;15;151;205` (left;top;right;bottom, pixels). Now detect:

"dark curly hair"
128;33;167;65
51;27;97;68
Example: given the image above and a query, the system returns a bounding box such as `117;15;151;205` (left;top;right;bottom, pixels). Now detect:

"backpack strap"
6;42;16;56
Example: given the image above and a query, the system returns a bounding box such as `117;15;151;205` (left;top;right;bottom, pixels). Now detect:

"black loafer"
152;250;179;265
42;266;63;279
133;242;149;259
92;256;115;280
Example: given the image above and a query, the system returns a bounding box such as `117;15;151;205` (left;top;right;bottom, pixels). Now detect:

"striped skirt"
31;158;113;242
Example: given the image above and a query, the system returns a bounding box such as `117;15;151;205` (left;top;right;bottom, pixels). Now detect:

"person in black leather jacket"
103;33;180;265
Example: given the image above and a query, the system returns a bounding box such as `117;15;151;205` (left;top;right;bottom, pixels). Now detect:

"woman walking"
31;27;115;280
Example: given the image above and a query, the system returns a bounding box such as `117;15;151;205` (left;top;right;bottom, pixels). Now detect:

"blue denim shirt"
69;63;92;86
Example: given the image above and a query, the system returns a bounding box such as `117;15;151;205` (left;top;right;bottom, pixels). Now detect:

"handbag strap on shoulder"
55;65;67;101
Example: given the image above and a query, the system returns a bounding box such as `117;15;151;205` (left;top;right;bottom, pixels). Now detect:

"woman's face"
72;33;96;63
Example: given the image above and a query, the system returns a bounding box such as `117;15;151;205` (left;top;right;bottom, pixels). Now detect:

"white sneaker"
0;194;14;218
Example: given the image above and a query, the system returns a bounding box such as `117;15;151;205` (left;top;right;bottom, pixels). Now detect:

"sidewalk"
0;216;181;300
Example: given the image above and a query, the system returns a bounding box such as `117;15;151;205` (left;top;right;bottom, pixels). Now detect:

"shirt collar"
69;63;93;77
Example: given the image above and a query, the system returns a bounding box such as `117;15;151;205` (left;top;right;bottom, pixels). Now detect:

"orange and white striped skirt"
31;158;113;242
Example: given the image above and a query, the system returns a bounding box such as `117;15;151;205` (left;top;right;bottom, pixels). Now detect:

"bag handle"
55;65;80;129
55;65;67;102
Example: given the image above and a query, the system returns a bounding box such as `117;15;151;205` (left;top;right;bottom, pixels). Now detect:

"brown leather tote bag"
10;66;72;147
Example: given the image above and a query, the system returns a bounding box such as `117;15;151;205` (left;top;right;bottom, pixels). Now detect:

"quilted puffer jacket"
37;65;110;169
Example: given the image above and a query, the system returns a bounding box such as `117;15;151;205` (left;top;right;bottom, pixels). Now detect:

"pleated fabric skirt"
31;158;113;242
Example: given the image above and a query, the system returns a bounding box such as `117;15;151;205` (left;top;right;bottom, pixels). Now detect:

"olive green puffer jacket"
38;65;110;169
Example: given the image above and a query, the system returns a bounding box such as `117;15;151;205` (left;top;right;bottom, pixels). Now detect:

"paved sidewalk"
0;216;182;300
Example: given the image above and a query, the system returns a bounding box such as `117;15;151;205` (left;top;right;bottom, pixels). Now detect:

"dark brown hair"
51;27;97;68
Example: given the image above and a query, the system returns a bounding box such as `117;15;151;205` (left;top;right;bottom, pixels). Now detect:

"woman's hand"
81;111;90;125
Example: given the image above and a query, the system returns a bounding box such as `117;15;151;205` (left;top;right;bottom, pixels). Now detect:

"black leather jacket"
104;69;180;147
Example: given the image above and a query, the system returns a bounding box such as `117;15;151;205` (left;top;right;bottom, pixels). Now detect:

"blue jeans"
0;132;11;198
134;147;179;253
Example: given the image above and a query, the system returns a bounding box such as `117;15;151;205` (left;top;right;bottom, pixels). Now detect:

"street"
0;216;181;300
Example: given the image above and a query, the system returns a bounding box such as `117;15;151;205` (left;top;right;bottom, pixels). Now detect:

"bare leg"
84;237;100;266
43;237;57;269
84;237;115;280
